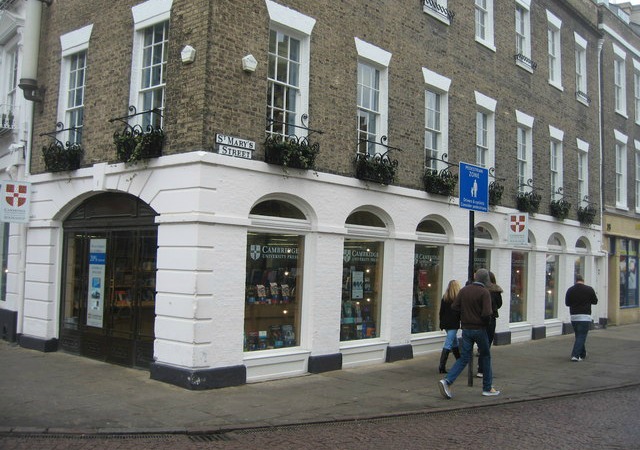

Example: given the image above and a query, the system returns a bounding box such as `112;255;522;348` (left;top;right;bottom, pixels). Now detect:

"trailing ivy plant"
264;135;319;170
577;204;597;226
423;168;458;197
354;152;398;185
114;126;164;164
549;198;571;220
489;181;504;206
516;191;542;214
42;141;84;172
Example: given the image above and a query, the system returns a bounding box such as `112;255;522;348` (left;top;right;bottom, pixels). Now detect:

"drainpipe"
597;38;604;233
17;0;44;103
597;37;608;324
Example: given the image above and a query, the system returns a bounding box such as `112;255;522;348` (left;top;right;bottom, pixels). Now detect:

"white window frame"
615;129;628;210
613;44;627;117
423;0;453;26
577;139;589;207
266;1;315;139
634;60;640;125
475;91;496;170
129;0;173;128
516;110;534;193
549;126;564;201
635;140;640;212
575;33;588;105
58;25;93;144
475;0;495;51
547;11;562;90
515;0;532;72
423;68;450;172
356;38;391;156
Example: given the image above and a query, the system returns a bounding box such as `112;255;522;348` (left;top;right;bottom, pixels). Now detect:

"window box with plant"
114;127;164;163
423;168;458;197
489;180;504;206
354;151;398;185
42;141;84;172
264;134;319;170
549;198;571;220
577;204;597;226
516;191;541;214
110;106;164;164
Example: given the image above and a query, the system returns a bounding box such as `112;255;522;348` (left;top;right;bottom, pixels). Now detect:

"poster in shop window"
352;271;364;299
86;239;106;328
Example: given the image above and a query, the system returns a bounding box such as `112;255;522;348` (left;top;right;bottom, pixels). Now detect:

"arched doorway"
58;193;158;368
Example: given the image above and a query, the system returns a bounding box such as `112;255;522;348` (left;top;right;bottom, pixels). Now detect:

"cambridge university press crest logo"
4;183;27;207
250;245;261;260
343;249;352;263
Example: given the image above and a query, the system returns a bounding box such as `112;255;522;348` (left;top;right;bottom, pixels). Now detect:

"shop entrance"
59;193;158;368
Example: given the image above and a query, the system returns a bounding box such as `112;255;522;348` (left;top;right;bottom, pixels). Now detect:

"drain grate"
188;433;234;442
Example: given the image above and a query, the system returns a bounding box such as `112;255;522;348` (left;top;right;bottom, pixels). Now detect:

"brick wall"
33;0;602;219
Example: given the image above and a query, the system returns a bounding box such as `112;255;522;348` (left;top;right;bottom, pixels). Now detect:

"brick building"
599;1;640;326
0;0;613;389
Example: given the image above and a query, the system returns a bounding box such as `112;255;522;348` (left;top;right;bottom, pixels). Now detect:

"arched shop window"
473;225;493;272
510;231;533;323
545;234;563;319
412;219;446;333
574;238;588;280
245;200;309;351
341;210;387;341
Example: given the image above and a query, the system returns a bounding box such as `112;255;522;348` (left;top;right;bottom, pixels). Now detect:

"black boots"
452;346;460;360
438;349;450;373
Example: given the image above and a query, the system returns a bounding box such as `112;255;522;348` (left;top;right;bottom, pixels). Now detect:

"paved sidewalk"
1;324;638;435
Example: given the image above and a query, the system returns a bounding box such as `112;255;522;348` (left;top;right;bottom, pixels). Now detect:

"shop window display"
474;248;491;274
545;254;559;319
574;239;587;281
510;251;528;322
341;240;382;341
619;238;639;308
244;233;302;351
411;244;443;333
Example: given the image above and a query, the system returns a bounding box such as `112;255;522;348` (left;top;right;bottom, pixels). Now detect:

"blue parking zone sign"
458;162;489;212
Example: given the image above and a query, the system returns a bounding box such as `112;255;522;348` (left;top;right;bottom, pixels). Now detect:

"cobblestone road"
2;385;638;449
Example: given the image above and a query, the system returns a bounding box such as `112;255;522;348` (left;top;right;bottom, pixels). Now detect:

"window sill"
475;37;496;52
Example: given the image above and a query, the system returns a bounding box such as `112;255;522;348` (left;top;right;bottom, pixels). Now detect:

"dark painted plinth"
18;334;58;352
385;344;413;362
493;331;511;346
0;308;17;342
150;362;246;390
531;326;546;340
308;353;342;373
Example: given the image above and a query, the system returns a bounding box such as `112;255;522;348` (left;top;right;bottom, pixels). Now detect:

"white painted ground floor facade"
4;151;607;388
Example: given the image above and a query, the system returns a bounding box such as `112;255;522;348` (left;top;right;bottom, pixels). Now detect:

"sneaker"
482;388;501;397
438;379;452;399
476;372;483;378
571;356;579;361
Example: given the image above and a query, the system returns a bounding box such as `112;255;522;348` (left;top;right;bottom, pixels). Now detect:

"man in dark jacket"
565;274;598;361
438;269;500;399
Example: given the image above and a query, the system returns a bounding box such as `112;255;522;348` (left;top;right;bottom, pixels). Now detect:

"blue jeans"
571;320;590;359
442;329;459;351
445;328;493;392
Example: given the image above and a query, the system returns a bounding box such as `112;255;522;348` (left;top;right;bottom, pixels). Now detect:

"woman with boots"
477;271;503;378
438;279;461;373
